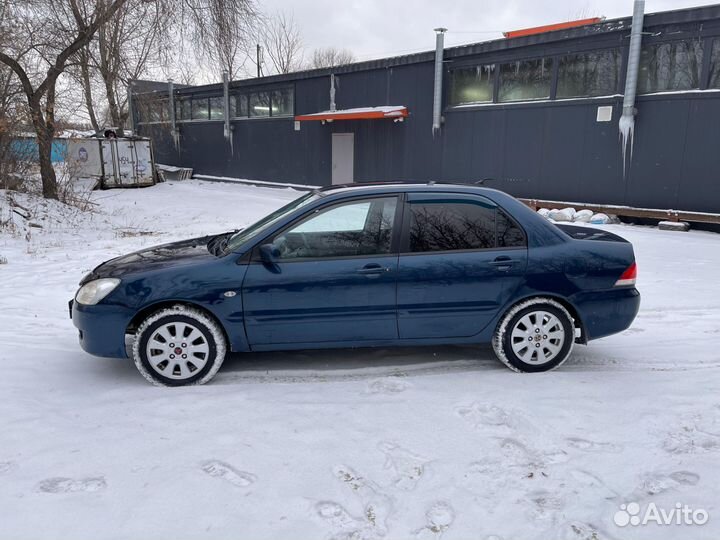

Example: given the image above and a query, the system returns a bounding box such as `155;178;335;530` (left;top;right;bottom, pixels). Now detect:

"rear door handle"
489;256;515;271
357;263;390;275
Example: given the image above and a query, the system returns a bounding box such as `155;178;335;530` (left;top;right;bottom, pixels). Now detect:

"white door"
133;140;155;185
115;140;136;185
332;133;354;185
100;140;118;187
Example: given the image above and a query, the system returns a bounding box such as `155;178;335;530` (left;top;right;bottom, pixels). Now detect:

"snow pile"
574;209;594;223
538;207;616;225
548;207;575;222
589;212;611;224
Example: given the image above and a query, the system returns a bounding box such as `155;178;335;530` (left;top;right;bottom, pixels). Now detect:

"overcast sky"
260;0;719;62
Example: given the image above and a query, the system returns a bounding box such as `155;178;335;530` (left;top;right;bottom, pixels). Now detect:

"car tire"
132;305;227;386
492;298;574;373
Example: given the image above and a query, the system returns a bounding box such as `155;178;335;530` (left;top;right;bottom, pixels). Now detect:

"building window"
154;100;166;122
233;87;293;118
498;58;552;102
191;97;210;120
556;49;622;98
234;94;248;117
176;98;191;121
271;88;294;116
141;99;168;123
209;97;225;120
638;40;703;94
709;38;720;88
249;92;271;117
449;65;495;105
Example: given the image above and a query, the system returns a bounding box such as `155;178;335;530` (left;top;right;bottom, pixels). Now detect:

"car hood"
82;235;220;283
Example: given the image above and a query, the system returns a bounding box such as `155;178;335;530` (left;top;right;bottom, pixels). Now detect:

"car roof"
317;181;503;198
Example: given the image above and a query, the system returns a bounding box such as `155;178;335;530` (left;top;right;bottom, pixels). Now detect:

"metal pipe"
432;28;447;135
168;79;178;149
619;0;645;171
223;70;233;154
127;82;135;136
330;73;337;112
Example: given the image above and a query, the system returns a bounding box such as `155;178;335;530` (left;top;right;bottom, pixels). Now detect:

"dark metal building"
134;4;720;214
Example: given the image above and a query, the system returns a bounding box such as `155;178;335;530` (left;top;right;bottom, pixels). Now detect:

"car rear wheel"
492;298;574;373
132;305;227;386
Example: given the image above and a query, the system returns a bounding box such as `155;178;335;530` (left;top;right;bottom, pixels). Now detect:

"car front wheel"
492;298;574;373
132;305;227;386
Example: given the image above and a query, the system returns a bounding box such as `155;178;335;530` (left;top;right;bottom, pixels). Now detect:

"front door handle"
357;263;391;275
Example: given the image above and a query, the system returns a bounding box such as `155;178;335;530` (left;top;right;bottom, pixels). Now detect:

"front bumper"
70;299;134;358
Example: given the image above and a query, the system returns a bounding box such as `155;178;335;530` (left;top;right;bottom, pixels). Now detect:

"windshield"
223;191;322;253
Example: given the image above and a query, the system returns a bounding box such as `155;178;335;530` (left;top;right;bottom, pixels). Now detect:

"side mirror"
259;243;280;264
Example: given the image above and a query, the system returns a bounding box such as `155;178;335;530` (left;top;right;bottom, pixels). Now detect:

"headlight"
75;278;121;305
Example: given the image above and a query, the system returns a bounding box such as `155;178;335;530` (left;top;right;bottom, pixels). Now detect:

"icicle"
618;114;635;175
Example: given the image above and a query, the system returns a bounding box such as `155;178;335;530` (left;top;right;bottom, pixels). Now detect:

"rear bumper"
572;287;640;341
71;300;134;358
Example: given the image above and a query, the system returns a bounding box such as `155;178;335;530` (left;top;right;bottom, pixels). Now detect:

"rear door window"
496;210;526;248
406;198;526;252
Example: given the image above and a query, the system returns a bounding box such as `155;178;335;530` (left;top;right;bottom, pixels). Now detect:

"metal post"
619;0;645;174
256;44;262;77
330;73;337;112
432;28;447;136
168;79;178;149
223;70;233;154
127;82;135;136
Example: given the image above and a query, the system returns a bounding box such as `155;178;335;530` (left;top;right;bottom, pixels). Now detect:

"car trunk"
555;224;629;243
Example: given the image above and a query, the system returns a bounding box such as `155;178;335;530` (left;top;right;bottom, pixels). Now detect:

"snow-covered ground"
1;180;719;540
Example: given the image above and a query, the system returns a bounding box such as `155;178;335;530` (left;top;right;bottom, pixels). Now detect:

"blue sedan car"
71;183;640;385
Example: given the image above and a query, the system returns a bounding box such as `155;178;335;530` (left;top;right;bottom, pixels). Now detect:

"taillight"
614;262;637;287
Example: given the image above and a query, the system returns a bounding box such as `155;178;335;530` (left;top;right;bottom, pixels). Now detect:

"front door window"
272;197;397;259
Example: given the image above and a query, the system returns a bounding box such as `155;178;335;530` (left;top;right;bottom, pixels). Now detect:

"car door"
396;192;528;339
242;195;401;348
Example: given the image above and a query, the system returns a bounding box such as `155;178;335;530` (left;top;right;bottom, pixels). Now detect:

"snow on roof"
295;106;408;122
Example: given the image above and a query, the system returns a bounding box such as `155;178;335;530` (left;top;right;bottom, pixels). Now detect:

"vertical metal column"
619;0;645;174
223;70;233;154
432;28;447;135
168;79;179;149
330;73;337;112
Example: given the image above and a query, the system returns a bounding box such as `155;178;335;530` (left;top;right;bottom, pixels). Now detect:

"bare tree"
0;62;32;190
184;0;259;80
310;47;356;69
0;0;130;199
163;62;199;87
72;43;101;133
260;12;304;75
93;0;169;136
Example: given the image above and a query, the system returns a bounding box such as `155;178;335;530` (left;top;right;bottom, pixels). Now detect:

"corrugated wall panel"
678;98;720;213
625;99;689;209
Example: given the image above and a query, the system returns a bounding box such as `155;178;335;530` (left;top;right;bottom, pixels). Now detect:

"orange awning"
295;106;408;122
503;17;603;39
